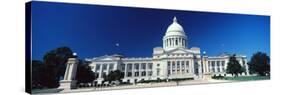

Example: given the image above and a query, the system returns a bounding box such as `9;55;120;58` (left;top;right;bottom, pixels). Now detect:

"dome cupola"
165;17;185;36
163;16;188;51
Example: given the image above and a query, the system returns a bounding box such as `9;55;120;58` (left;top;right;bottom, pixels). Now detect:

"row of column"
206;61;226;73
204;59;249;75
167;60;192;76
164;37;186;48
97;64;114;78
124;63;153;78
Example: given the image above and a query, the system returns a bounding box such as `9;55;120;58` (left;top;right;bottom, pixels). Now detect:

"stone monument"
59;53;79;90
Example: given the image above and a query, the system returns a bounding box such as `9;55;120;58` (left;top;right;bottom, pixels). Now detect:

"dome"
165;17;186;36
163;17;188;51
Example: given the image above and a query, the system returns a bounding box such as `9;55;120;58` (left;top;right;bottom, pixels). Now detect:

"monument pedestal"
59;80;77;90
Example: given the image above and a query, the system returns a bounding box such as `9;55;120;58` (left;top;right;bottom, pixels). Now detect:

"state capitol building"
85;17;249;85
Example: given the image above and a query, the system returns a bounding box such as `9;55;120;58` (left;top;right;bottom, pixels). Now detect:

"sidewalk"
59;79;233;93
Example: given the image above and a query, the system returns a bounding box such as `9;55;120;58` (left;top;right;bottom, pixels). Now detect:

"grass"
224;76;270;81
31;88;63;94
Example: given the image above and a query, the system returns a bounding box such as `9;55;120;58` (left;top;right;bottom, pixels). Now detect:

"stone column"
214;61;217;73
191;60;194;74
172;38;175;46
124;64;127;78
99;64;103;78
179;38;182;46
59;53;79;90
198;60;203;78
183;60;187;74
63;63;70;80
207;61;210;73
170;62;173;76
132;63;135;77
219;61;223;73
138;63;141;77
107;64;110;75
207;61;211;73
146;63;149;77
179;61;182;75
167;38;170;47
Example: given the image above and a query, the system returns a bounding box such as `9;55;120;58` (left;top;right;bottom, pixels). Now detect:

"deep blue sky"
31;1;270;61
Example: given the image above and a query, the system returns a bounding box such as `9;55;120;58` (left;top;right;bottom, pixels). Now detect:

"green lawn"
31;88;62;94
224;76;270;81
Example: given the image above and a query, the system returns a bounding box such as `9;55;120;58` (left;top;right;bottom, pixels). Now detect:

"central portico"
152;16;202;80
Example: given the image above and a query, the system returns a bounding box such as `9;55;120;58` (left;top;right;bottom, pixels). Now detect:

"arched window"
175;38;178;45
182;40;185;46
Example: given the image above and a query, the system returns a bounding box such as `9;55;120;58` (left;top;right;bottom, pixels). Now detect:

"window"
211;61;215;67
168;70;171;75
186;61;189;68
141;63;146;69
157;64;160;67
221;61;225;67
148;63;153;69
127;64;132;70
121;64;125;71
96;64;100;70
212;67;215;72
182;40;184;46
127;72;132;77
102;72;106;78
167;61;171;67
134;63;139;69
172;61;175;68
217;61;220;67
181;61;185;69
102;64;107;70
141;71;146;76
167;62;171;75
177;61;180;69
175;39;178;45
135;72;139;77
157;68;160;76
148;71;153;76
109;64;114;70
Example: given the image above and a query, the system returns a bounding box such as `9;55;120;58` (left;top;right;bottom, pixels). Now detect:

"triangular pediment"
94;55;115;61
165;48;194;54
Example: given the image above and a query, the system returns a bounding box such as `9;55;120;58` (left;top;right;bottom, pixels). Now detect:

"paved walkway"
60;79;233;93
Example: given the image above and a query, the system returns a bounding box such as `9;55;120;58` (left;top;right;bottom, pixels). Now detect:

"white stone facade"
202;54;249;77
86;17;249;85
